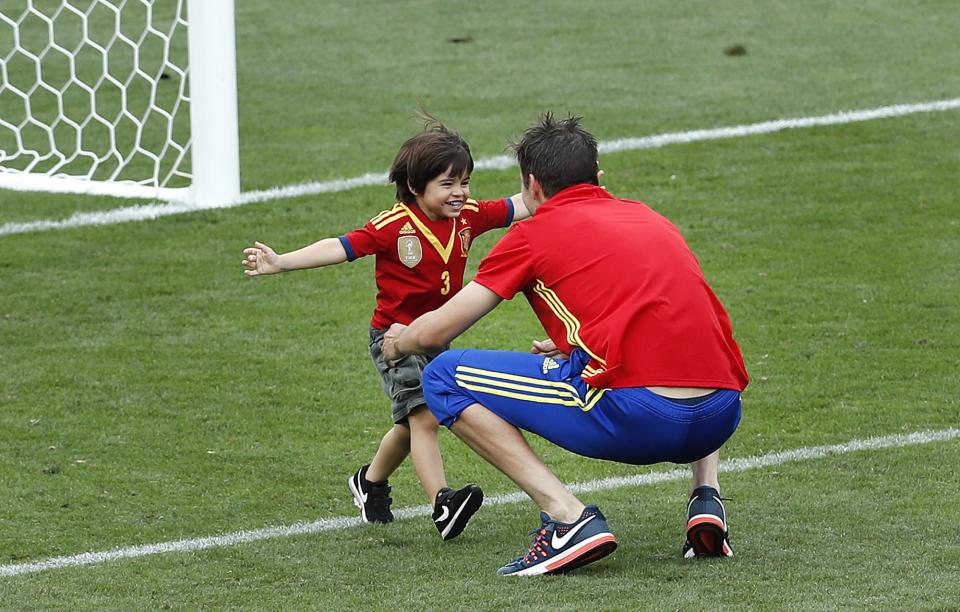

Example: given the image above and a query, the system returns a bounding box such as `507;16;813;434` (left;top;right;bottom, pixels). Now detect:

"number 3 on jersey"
440;270;450;295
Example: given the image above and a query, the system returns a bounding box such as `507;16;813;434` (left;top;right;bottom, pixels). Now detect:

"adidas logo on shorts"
542;357;560;374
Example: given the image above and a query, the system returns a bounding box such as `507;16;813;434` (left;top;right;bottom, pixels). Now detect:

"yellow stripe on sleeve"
532;280;606;365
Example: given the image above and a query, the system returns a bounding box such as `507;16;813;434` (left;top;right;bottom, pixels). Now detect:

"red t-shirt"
340;198;513;329
473;184;748;391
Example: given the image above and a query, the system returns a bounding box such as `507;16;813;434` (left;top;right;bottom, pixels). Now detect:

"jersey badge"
398;236;423;268
399;221;416;235
458;227;472;257
542;357;560;374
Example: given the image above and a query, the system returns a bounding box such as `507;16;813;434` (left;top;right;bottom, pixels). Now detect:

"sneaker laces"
691;490;732;502
521;526;551;563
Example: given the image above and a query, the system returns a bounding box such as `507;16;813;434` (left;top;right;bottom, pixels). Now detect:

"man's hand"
242;241;283;276
530;338;568;359
382;322;408;364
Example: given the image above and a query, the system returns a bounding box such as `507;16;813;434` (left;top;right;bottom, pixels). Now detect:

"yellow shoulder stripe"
370;203;404;225
373;211;408;230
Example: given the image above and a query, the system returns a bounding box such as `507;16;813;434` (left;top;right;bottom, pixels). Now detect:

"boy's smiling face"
414;166;471;221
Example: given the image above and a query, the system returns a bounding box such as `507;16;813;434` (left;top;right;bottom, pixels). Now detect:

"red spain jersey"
473;184;748;391
339;198;514;329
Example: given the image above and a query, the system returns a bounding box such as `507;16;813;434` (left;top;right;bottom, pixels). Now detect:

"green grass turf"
3;439;958;609
2;109;958;608
2;0;960;608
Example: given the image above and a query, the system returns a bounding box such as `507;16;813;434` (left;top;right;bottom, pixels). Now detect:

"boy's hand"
242;241;282;276
530;338;568;359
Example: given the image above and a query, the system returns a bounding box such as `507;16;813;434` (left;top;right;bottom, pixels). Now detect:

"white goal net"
0;0;239;204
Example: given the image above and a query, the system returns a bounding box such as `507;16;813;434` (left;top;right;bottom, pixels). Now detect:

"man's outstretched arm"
382;282;502;361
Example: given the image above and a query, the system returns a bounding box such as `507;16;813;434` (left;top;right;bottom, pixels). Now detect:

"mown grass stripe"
2;98;958;237
2;427;956;578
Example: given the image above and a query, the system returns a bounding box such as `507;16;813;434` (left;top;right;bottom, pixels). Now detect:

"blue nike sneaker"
496;505;618;576
682;485;734;558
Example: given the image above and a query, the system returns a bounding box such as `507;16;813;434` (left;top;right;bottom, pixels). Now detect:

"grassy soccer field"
2;0;959;609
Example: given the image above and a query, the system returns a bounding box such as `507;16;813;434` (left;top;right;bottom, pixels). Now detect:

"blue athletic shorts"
422;348;742;465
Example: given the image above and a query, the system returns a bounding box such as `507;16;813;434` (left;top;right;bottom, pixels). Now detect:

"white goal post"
0;0;239;205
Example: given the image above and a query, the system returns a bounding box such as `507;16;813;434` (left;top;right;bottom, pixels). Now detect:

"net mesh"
0;0;191;188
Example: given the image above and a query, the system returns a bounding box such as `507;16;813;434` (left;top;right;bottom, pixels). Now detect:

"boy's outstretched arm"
509;193;531;222
242;238;347;276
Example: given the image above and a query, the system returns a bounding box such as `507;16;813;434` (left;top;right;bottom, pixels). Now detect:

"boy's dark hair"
389;114;474;205
512;113;598;198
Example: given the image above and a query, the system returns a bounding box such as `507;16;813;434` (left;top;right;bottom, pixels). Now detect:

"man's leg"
451;402;584;523
690;449;720;493
424;349;618;575
451;401;617;576
685;450;733;558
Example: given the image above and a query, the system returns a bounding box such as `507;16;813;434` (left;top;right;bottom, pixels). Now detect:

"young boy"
241;120;527;540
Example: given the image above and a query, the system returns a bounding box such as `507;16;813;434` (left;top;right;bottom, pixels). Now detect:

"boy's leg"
370;326;485;539
409;405;484;541
366;423;410;483
349;427;406;524
349;425;409;523
407;406;446;501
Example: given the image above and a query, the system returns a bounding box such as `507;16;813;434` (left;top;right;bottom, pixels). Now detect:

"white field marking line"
1;428;957;578
2;97;959;238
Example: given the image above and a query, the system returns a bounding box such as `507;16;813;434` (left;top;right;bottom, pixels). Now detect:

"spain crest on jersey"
458;227;472;257
398;236;422;268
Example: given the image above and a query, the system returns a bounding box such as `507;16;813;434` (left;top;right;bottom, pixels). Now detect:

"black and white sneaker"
433;484;483;540
348;465;394;524
682;485;734;558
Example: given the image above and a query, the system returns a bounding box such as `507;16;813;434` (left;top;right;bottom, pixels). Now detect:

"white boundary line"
2;97;959;237
1;427;957;578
